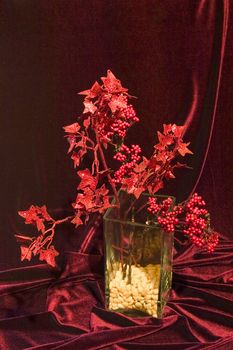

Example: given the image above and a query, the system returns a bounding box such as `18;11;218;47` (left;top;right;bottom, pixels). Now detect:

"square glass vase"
103;191;175;318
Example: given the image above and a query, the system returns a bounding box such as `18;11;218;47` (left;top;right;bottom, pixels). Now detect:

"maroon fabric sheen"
0;0;233;349
0;227;232;349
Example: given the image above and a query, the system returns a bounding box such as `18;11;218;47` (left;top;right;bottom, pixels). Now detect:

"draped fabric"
0;1;233;349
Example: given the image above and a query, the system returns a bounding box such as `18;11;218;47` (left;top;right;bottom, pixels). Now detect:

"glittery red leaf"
73;192;94;211
108;94;128;113
147;181;164;194
83;116;91;129
78;81;102;98
38;205;53;221
177;142;193;156
36;219;45;233
18;205;52;233
71;149;87;168
134;157;149;173
157;131;174;147
101;70;128;93
75;136;87;149
83;100;97;114
20;246;32;262
67;135;77;153
121;173;145;199
18;205;37;223
163;124;185;137
71;215;83;227
165;170;175;179
133;186;145;199
39;246;59;267
63;122;81;134
95;184;109;197
77;169;97;190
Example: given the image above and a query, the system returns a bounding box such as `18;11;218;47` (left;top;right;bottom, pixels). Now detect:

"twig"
95;132;120;207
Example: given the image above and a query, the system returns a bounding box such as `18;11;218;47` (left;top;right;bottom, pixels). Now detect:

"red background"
0;1;232;349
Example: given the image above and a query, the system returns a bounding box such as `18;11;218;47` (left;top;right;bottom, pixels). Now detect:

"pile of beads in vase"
108;263;161;317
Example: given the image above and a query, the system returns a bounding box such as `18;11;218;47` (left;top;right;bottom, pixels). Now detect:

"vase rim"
104;191;176;230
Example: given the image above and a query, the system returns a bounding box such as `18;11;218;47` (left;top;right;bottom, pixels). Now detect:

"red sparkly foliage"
115;123;193;199
16;70;219;266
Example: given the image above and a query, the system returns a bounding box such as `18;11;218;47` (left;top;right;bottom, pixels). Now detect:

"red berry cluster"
114;144;141;183
183;193;219;252
147;193;219;252
147;197;160;214
97;123;113;141
205;231;219;253
148;197;179;233
109;105;139;138
121;105;140;123
157;212;179;234
110;119;131;138
97;104;139;141
148;197;174;214
159;199;181;234
183;194;208;243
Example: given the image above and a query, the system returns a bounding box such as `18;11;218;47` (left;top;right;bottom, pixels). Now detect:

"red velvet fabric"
0;1;232;349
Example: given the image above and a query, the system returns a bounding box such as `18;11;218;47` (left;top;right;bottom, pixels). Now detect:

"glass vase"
103;191;174;318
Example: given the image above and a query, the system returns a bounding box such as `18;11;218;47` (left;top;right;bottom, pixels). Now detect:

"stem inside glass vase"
104;191;175;318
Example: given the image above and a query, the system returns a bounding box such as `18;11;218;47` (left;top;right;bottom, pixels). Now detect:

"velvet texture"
0;1;233;349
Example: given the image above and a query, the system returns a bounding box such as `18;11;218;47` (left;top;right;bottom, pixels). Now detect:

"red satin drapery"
0;1;232;349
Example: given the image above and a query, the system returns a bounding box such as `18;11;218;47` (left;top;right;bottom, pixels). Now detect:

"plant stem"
39;215;74;250
124;198;137;220
95;132;120;207
43;215;74;236
136;202;148;214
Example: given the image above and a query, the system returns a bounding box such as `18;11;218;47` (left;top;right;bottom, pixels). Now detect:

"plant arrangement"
15;70;219;270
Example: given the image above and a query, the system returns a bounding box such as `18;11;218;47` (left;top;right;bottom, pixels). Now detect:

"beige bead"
137;286;143;294
151;288;159;296
127;296;133;303
141;289;148;297
126;284;132;291
109;281;115;289
135;302;142;308
123;290;129;297
108;263;160;317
